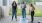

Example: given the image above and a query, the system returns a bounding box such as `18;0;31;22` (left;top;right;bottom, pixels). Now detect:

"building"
0;0;18;6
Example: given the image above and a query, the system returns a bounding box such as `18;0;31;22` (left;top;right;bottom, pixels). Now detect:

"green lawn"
9;8;42;17
34;8;42;17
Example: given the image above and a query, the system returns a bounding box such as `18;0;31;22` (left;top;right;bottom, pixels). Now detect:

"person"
12;1;17;21
21;1;26;18
29;4;35;22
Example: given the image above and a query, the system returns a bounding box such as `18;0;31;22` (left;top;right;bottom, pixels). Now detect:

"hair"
30;4;33;7
12;1;17;6
30;4;35;10
30;4;34;8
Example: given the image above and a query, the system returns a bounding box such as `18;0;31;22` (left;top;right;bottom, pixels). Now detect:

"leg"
22;9;24;18
15;10;17;21
24;9;26;18
32;16;33;22
32;11;34;22
12;9;15;20
31;11;33;22
31;15;34;23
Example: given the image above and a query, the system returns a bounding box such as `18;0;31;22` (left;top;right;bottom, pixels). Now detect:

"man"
21;1;26;18
19;1;29;23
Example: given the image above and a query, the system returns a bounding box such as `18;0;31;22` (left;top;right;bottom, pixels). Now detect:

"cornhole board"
19;18;28;23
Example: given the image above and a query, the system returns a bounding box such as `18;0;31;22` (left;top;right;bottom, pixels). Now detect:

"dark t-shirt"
12;6;17;10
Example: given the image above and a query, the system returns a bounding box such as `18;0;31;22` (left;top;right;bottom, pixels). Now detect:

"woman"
29;4;35;22
12;1;17;21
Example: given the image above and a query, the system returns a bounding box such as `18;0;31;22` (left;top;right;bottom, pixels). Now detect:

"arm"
24;2;26;8
33;6;35;10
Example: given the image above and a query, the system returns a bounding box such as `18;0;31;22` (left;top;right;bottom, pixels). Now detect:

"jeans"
22;9;26;18
12;9;17;20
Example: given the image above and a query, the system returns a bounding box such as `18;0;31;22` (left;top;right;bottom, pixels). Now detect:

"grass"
9;8;42;17
34;8;42;17
35;13;42;17
9;8;29;15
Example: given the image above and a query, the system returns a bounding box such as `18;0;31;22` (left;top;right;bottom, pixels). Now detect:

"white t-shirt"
21;4;25;9
21;2;26;9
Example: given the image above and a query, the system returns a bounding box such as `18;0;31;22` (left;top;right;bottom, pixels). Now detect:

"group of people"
11;1;35;23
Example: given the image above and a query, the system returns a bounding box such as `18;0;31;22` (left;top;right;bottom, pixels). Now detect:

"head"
30;4;33;7
12;1;17;6
13;1;16;3
13;1;16;4
30;4;34;9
